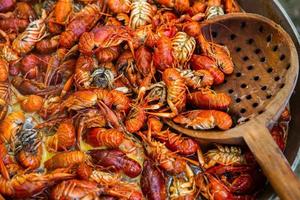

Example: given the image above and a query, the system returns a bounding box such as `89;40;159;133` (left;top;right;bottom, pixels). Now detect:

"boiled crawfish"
156;0;190;13
60;3;103;48
79;25;134;55
0;169;74;198
37;118;76;152
172;31;196;69
206;165;266;195
134;45;154;77
195;172;254;200
129;0;153;29
153;36;175;71
36;35;60;54
188;89;232;110
39;95;62;119
204;144;246;169
137;130;186;174
179;68;214;90
95;46;120;63
15;117;42;170
85;127;125;148
91;170;143;200
116;50;154;92
0;111;25;144
43;47;75;86
12;10;47;55
187;1;207;18
73;54;97;89
50;179;102;200
147;68;186;118
88;149;142;178
152;129;199;156
58;88;130;116
125;105;146;133
75;108;107;148
173;110;233;130
140;159;167;200
48;0;72;26
12;76;62;96
107;0;131;14
102;183;143;200
44;150;89;170
136;81;167;111
191;54;225;85
169;164;196;200
20;53;49;79
197;33;234;75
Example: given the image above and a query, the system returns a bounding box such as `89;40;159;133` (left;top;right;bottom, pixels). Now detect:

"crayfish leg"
146;100;178;118
146;111;178;118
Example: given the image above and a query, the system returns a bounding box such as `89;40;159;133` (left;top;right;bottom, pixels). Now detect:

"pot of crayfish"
0;0;298;199
236;0;300;199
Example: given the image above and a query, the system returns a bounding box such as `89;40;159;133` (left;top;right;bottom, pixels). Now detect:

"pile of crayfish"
0;0;291;199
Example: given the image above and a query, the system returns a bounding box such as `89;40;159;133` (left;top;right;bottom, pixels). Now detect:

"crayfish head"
91;68;114;89
15;117;40;153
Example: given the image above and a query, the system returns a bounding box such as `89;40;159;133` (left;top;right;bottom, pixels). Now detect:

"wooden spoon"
166;13;300;199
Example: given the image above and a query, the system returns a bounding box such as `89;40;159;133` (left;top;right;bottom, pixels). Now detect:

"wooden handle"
243;120;300;200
